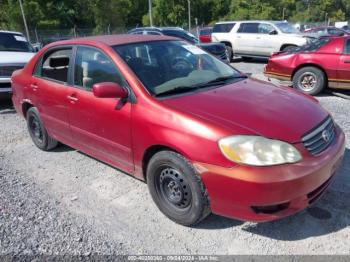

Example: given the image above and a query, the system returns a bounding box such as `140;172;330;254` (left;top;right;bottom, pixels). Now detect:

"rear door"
67;45;133;173
30;47;73;143
235;23;260;55
337;38;350;89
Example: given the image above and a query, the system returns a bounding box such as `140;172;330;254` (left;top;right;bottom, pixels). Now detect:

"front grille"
0;65;24;77
302;116;336;155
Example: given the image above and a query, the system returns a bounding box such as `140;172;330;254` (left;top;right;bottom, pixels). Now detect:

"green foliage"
1;0;350;34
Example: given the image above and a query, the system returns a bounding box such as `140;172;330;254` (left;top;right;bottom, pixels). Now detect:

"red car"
265;36;350;95
12;35;345;226
304;26;349;37
199;27;212;43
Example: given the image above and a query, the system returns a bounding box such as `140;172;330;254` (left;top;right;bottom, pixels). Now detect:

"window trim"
32;45;74;86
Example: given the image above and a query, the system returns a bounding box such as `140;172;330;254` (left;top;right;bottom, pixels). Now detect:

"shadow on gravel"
51;143;76;152
196;214;243;230
242;148;350;241
232;57;268;64
0;99;15;114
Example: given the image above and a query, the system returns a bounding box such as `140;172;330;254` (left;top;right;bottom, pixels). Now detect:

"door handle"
256;37;261;39
67;94;78;102
30;83;38;91
344;60;350;63
237;36;241;38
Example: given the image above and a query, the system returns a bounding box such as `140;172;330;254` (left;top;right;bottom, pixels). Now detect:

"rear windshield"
0;32;33;52
288;37;332;53
213;23;235;33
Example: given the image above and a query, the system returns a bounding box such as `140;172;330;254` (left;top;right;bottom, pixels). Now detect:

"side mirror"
269;30;278;35
92;82;128;99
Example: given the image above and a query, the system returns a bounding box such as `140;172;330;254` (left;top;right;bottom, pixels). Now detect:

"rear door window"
238;23;259;33
38;48;72;83
213;23;235;33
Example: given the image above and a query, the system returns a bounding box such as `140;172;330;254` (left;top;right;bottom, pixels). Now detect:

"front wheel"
146;151;210;226
27;107;58;151
292;66;326;95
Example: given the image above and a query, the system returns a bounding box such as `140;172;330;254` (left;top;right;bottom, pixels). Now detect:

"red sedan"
265;36;350;95
11;35;345;226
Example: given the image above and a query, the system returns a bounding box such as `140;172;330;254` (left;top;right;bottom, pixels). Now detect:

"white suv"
211;21;309;60
0;31;35;98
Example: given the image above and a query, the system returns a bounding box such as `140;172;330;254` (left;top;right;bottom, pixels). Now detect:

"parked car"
128;27;229;63
303;26;349;37
0;31;35;99
264;36;350;95
199;27;212;43
211;21;311;60
12;34;345;226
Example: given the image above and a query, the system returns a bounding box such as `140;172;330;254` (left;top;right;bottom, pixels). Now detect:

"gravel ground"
0;60;350;256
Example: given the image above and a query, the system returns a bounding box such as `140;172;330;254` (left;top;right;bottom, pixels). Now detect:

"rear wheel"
27;107;58;151
292;66;326;95
146;151;210;226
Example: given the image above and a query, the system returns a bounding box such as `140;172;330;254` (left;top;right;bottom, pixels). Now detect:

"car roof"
48;34;178;47
0;30;24;35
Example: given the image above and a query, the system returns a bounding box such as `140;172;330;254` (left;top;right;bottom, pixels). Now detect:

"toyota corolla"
11;35;345;226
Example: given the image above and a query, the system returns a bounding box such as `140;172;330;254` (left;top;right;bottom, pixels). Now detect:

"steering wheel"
171;57;193;75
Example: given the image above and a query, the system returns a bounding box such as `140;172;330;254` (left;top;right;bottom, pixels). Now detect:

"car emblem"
322;130;330;142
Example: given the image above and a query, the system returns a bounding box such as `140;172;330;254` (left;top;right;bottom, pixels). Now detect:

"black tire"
292;66;326;95
146;151;210;226
26;107;58;151
225;45;233;62
282;45;297;52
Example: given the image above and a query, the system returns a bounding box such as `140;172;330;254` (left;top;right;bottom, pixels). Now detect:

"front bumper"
194;126;346;222
0;77;12;93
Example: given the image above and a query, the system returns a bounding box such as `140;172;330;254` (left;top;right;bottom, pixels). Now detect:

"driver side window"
74;46;126;91
258;23;275;34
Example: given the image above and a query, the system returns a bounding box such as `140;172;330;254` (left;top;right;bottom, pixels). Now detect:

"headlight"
218;135;302;166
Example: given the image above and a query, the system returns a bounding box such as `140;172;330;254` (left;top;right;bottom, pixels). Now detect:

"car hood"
160;78;328;143
0;51;35;64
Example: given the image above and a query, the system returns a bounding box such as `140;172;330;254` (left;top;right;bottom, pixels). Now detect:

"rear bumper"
194;127;346;222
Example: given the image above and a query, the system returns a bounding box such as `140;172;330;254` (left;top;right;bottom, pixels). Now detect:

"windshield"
113;41;242;96
0;32;34;52
275;23;299;34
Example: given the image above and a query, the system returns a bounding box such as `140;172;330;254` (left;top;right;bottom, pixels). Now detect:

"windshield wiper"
155;75;247;97
155;85;199;97
196;74;247;88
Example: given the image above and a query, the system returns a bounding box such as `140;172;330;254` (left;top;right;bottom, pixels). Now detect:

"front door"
67;45;133;173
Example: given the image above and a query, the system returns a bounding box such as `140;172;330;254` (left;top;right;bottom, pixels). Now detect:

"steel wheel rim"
299;72;317;91
157;166;192;210
29;116;43;144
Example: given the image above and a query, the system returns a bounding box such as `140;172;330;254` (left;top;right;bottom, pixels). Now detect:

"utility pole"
188;0;191;32
282;8;286;20
19;0;30;42
325;12;328;26
148;0;153;27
